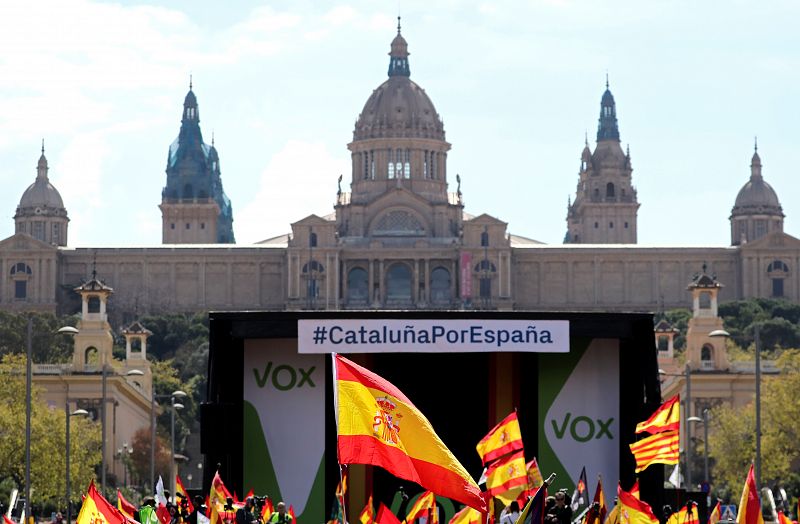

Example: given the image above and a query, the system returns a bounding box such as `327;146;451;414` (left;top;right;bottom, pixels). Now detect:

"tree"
0;312;78;362
708;350;800;494
128;427;171;493
0;354;101;506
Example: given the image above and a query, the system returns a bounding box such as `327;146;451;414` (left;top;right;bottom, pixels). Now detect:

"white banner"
298;319;569;353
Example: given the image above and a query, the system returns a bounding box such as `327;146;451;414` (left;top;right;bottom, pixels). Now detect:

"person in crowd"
267;502;291;524
546;490;572;524
500;501;520;524
236;497;258;524
137;497;159;524
188;496;207;524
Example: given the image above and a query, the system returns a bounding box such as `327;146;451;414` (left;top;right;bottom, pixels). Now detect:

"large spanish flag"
335;354;486;512
736;464;763;524
404;491;438;524
617;484;658;524
635;395;680;435
176;474;195;513
77;480;126;524
476;411;524;465
628;430;679;472
666;503;699;524
708;500;721;524
117;489;137;520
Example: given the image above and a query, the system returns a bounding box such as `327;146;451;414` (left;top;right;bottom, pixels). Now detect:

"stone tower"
159;82;235;244
72;269;115;369
730;143;784;245
566;82;639;244
685;264;729;372
14;144;69;246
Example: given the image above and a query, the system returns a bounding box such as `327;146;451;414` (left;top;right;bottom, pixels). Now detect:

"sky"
0;0;798;247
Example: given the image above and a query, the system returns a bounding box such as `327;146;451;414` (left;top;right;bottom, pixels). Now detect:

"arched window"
657;335;669;352
84;346;99;366
302;260;324;273
88;296;101;313
701;344;713;362
606;183;615;198
131;339;142;352
387;148;395;179
386;263;412;302
481;230;489;247
430;267;451;303
699;292;711;309
347;268;368;303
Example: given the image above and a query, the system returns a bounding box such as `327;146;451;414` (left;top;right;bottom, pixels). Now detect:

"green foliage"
663;309;692;350
0;312;78;363
0;354;102;506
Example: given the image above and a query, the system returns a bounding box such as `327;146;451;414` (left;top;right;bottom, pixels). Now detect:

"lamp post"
658;366;693;489
66;408;89;523
25;318;32;523
687;409;710;486
101;368;144;495
150;390;187;497
116;443;133;488
170;397;185;499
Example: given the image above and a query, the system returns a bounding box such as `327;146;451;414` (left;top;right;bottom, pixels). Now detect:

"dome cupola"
730;141;784;245
14;142;70;245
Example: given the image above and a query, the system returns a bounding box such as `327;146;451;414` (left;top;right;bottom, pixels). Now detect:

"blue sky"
0;1;797;247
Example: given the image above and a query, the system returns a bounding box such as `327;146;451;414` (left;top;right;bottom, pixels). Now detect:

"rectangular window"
479;277;491;298
15;281;27;299
33;222;44;241
387;149;395;179
773;278;784;297
53;223;60;243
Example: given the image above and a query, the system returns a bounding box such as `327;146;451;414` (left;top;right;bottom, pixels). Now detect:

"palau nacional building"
2;25;798;321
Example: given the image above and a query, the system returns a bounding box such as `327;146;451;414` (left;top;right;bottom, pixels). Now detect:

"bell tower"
685;264;729;372
71;268;115;369
566;81;639;244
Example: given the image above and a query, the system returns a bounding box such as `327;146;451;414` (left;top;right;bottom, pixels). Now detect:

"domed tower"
159;82;235;244
566;81;639;244
14;143;69;246
337;19;459;241
730;143;784;245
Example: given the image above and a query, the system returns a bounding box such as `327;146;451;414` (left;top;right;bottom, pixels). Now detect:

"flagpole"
338;465;348;524
331;353;348;524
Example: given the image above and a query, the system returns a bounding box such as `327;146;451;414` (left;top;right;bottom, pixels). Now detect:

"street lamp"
101;368;144;495
66;408;89;524
116;443;134;488
687;409;710;486
658;366;693;488
150;390;187;498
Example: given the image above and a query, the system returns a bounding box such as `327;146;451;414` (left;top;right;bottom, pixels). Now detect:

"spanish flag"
209;470;232;507
485;450;528;504
527;458;544;489
476;411;524;465
377;503;403;524
628;430;680;472
635;395;680;435
736;464;763;524
261;497;274;522
77;480;126;524
116;490;137;520
449;506;483;524
616;484;658;524
583;477;606;524
403;491;438;524
629;481;640;500
605;505;620;524
708;500;721;524
176;474;195;513
360;494;375;524
335;354;486;512
666;503;699;524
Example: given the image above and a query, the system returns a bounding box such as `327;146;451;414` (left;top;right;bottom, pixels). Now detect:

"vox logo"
253;362;316;391
550;412;614;442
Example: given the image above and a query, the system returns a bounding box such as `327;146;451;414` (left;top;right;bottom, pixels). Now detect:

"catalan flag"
77;480;127;524
666;503;699;524
360;494;375;524
377;503;403;524
616;484;658;524
117;489;137;520
476;411;524;465
708;500;721;524
334;354;486;512
635;395;680;435
628;430;679;472
449;506;483;524
485;450;528;498
736;464;764;524
404;491;438;524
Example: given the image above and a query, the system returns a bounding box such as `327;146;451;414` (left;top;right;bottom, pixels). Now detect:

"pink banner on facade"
460;252;472;299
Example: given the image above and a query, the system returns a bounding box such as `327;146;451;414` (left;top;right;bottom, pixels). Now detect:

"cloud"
235;140;349;244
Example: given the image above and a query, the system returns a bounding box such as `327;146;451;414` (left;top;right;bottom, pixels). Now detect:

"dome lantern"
388;17;410;77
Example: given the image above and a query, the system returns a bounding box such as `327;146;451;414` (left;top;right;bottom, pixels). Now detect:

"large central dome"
353;24;444;141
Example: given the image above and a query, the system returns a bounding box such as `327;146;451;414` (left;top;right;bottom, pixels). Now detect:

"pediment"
290;214;334;228
367;187;433;210
0;232;59;252
739;231;800;251
464;213;508;226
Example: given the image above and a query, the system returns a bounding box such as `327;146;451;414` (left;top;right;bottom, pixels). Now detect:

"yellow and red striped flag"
334;354;486;512
377;503;403;524
77;480;127;524
629;481;640;500
666;503;699;524
777;512;793;524
605;505;620;524
708;501;721;524
403;491;438;524
360;494;375;524
635;395;680;434
485;449;527;504
176;474;195;513
209;470;232;507
449;506;482;524
628;430;679;472
117;489;137;520
736;464;764;524
476;411;524;465
617;484;658;524
260;497;274;522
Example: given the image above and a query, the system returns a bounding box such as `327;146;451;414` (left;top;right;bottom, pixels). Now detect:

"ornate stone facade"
1;26;799;319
